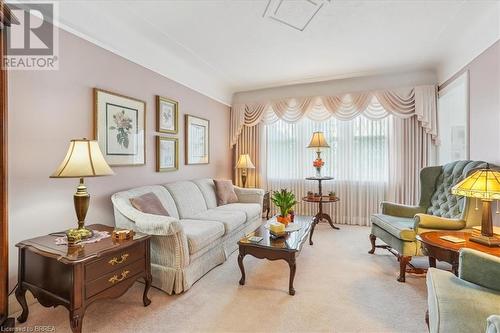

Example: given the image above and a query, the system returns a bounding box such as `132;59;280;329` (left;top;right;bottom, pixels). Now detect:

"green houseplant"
271;189;297;225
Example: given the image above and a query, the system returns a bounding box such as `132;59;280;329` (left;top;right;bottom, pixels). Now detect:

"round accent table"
417;231;500;276
303;176;340;245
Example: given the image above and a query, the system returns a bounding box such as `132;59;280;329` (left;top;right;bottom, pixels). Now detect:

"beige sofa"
111;178;264;295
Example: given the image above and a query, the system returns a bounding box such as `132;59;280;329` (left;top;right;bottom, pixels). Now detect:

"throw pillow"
130;192;169;216
214;179;238;206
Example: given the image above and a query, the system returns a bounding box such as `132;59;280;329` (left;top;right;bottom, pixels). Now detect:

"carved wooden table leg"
309;216;319;245
15;286;28;323
143;274;152;306
238;251;246;285
322;213;340;230
368;234;376;254
69;309;84;333
428;256;437;268
288;255;296;296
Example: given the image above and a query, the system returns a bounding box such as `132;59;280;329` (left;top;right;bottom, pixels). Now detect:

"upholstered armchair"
369;160;486;282
426;249;500;333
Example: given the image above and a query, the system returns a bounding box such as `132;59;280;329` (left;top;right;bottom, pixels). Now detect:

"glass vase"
315;167;322;178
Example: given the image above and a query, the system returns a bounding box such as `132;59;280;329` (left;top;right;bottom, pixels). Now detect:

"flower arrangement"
313;158;324;177
271;189;297;225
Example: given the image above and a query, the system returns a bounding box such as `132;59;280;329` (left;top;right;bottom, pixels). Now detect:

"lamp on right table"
307;131;330;178
451;164;500;246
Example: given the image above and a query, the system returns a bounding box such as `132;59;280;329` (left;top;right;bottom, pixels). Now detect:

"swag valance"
230;85;437;147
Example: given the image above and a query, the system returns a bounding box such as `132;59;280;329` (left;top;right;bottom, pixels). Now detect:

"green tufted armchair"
369;160;487;282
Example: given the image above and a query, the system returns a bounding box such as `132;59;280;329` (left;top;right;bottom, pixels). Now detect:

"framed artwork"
185;114;209;165
94;88;146;166
156;136;178;172
156;95;178;134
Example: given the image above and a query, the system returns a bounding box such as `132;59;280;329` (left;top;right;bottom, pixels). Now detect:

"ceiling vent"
263;0;331;31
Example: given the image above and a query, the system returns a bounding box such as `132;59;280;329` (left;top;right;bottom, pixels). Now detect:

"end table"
417;231;500;275
303;176;340;245
15;224;152;333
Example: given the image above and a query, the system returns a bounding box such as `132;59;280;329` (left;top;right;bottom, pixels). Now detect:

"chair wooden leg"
368;234;376;254
397;255;411;282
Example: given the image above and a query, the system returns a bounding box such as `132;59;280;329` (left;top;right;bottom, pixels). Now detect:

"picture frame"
156;95;178;134
185;114;209;165
156;136;179;172
94;88;146;166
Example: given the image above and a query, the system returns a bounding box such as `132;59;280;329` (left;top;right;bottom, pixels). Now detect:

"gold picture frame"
156;95;178;134
185;114;210;165
93;88;146;166
156;136;179;172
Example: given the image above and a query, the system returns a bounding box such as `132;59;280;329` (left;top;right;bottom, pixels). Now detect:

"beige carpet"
14;225;434;333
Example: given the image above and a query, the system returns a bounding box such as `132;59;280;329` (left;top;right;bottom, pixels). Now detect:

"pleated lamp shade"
236;154;255;169
451;166;500;200
51;139;114;178
307;131;330;149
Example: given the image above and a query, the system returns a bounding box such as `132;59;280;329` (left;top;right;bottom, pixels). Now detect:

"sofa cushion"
214;179;238;206
187;209;246;234
130;192;169;216
214;203;261;222
371;214;416;241
164;181;208;218
192;178;218;209
180;219;225;254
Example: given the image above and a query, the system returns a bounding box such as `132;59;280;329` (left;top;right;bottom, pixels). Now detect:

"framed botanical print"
156;136;178;172
156;95;178;134
185;114;209;165
94;88;146;166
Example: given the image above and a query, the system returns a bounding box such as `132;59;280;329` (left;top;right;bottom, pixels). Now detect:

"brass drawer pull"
108;253;129;266
108;270;130;284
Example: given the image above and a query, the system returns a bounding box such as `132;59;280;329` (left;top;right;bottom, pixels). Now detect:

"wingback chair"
369;160;487;282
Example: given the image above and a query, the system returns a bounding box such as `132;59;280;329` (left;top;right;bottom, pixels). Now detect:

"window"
266;116;389;182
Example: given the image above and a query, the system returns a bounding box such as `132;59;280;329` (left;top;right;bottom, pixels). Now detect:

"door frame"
0;0;18;323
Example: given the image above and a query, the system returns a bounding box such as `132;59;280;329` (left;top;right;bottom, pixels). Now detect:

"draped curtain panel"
229;85;437;147
233;124;262;188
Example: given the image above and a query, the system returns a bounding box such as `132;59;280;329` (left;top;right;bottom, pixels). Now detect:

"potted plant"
271;189;297;226
329;191;336;200
307;191;314;199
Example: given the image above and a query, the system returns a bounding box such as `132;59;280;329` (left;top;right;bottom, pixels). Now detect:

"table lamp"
451;164;500;246
235;154;255;188
51;139;114;239
307;131;330;178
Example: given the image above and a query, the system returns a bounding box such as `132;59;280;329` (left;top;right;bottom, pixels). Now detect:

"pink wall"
7;28;231;286
467;40;500;164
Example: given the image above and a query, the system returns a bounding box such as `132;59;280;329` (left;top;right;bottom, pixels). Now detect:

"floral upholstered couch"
111;179;264;294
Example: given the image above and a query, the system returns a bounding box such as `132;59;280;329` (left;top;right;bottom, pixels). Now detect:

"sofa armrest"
112;194;183;236
459;249;500;292
414;214;466;231
380;201;426;218
234;186;265;206
487;315;500;333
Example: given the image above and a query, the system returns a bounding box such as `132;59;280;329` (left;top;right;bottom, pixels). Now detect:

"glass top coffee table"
237;216;313;295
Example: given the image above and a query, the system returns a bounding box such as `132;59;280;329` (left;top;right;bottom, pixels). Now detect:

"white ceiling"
37;0;500;104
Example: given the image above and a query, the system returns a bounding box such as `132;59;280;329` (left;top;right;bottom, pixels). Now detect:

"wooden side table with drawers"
15;224;151;333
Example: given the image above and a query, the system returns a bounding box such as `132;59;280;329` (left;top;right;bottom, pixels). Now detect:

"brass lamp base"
70;177;92;242
470;235;500;247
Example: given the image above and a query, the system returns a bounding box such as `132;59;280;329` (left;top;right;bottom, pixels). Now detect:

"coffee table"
417;231;500;275
237;216;313;295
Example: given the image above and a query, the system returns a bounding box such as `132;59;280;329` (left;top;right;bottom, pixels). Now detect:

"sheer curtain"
266;116;389;226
